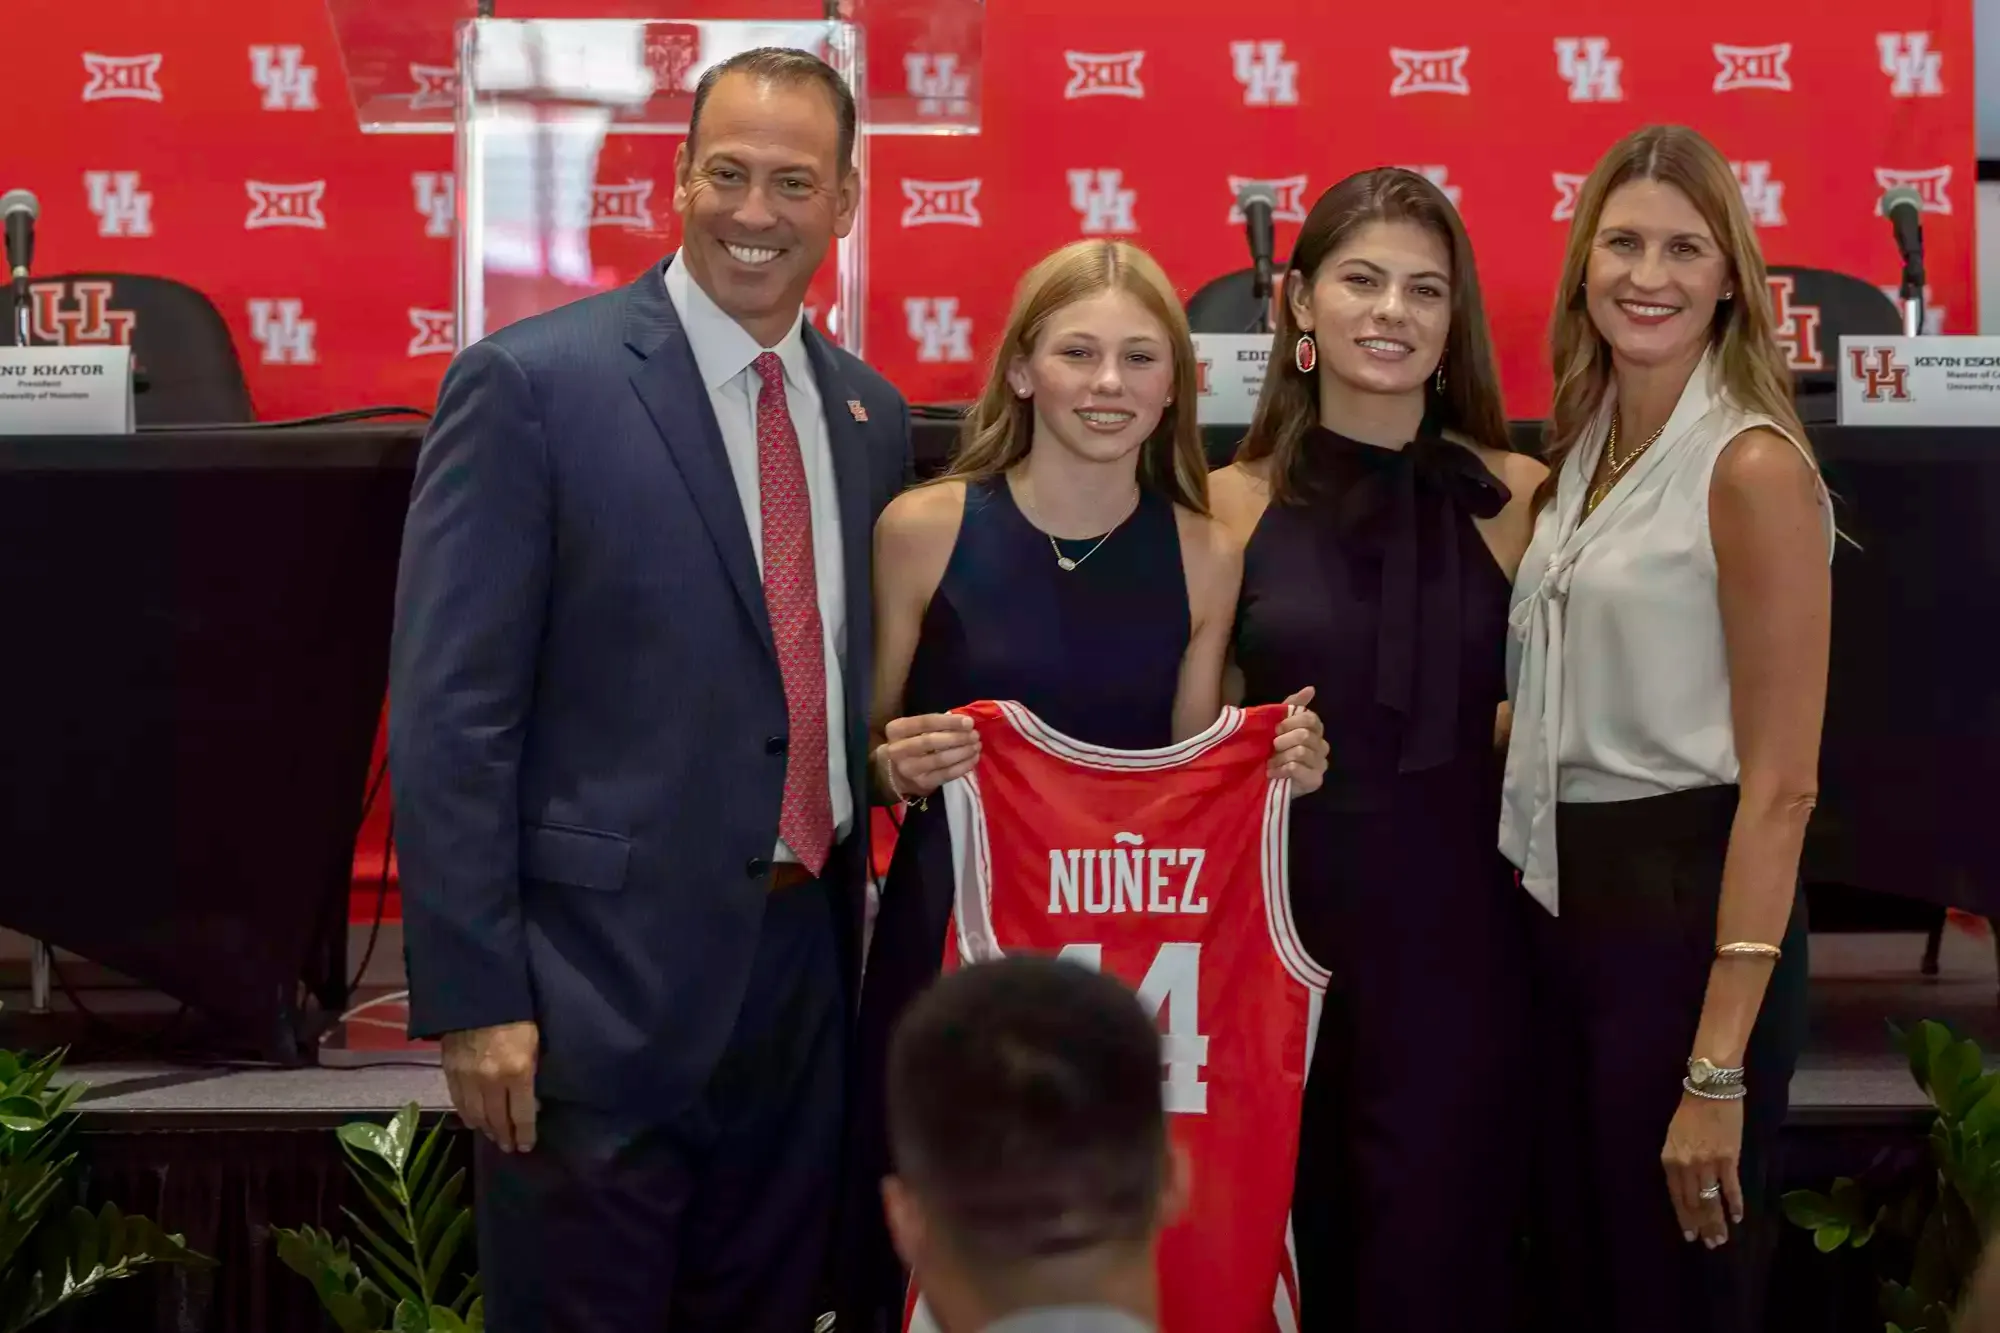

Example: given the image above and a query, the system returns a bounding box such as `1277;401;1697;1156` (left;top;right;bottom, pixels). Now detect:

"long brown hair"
1541;124;1810;509
938;239;1208;513
1235;167;1512;505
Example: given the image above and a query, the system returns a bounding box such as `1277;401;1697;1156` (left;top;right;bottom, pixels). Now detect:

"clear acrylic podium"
323;1;984;359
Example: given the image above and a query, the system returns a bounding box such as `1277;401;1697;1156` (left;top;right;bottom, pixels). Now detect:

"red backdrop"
10;0;1982;914
13;0;1980;417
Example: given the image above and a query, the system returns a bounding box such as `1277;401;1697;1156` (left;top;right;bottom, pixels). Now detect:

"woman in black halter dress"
1213;170;1546;1331
833;239;1327;1333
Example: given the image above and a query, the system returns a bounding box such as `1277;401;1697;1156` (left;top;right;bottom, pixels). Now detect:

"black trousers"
474;877;848;1333
1527;786;1809;1333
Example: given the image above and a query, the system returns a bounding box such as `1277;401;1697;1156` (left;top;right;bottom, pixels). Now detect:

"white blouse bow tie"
1500;545;1578;915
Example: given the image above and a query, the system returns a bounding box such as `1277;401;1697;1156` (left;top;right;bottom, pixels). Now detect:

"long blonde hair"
1236;167;1514;506
939;240;1208;513
1541;124;1810;510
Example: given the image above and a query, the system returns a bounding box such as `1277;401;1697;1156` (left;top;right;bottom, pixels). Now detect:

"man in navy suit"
387;46;912;1331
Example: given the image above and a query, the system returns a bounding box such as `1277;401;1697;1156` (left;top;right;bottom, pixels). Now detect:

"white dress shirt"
664;253;851;862
1500;349;1832;913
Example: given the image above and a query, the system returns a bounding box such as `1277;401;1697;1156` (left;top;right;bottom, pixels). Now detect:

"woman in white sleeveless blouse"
1500;125;1833;1333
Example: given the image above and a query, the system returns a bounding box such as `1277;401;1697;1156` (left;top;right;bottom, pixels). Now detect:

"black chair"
1185;267;1278;335
16;272;254;426
1763;266;1901;424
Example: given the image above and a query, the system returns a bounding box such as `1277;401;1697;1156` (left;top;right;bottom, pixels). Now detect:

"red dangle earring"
1294;333;1317;374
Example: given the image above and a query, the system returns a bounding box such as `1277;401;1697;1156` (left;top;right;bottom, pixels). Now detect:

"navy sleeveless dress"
833;473;1191;1332
1231;426;1536;1332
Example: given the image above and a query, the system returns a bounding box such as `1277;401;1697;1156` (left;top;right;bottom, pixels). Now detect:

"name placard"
1837;336;2000;428
1191;333;1272;428
0;346;135;435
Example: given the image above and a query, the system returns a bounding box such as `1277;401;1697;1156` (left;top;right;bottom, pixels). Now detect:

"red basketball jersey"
903;699;1328;1333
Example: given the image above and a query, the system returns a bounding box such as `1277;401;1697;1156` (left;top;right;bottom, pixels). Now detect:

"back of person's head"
883;955;1182;1329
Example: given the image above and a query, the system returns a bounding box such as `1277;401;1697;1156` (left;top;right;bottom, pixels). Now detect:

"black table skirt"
4;414;1995;1033
0;423;423;1056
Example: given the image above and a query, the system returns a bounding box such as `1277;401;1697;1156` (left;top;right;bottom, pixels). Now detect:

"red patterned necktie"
753;352;833;876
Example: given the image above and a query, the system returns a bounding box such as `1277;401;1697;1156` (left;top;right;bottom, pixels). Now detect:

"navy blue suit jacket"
388;264;912;1115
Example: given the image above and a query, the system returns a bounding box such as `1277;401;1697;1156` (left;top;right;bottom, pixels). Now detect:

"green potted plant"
1784;1019;2000;1331
273;1101;482;1333
0;1045;211;1331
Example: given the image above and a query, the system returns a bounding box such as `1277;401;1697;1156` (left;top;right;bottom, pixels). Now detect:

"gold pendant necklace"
1583;410;1665;519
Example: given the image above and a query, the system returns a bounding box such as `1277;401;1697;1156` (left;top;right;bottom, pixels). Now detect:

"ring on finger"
1698;1182;1721;1201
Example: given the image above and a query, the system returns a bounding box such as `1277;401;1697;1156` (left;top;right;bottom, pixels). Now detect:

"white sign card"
1837;336;2000;428
0;346;135;435
1191;333;1273;428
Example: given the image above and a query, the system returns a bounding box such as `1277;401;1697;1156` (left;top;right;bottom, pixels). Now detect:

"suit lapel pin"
847;400;868;422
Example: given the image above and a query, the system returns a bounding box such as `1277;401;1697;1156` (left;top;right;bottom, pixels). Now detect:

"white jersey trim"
944;704;1328;1001
944;770;1002;965
1262;772;1330;996
994;698;1246;770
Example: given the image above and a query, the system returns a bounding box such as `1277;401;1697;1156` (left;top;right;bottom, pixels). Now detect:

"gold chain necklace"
1583;410;1666;519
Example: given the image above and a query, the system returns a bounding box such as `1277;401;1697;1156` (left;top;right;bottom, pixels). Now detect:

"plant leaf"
351;1164;416;1244
384;1103;420;1174
405;1116;445;1206
0;1099;48;1134
1906;1020;1951;1100
1782;1188;1844;1230
341;1206;424;1307
423;1210;473;1303
1852;1205;1886;1248
418;1169;466;1257
337;1121;397;1165
342;1139;411;1213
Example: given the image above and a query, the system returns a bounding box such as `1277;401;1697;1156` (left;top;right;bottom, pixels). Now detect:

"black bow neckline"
1299;424;1511;528
1297;423;1513;774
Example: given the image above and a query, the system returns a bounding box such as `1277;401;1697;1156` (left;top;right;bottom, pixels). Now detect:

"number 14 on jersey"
1059;942;1209;1114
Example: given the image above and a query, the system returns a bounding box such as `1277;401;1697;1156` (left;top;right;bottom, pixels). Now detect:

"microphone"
2;189;34;279
1880;185;1925;336
1236;181;1278;326
2;189;35;347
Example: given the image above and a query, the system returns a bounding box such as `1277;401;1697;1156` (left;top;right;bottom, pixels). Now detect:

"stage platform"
34;925;1996;1128
9;926;1996;1333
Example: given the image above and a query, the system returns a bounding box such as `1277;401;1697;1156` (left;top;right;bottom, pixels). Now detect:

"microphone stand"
1246;257;1273;335
1900;268;1924;338
1896;218;1926;337
8;272;26;348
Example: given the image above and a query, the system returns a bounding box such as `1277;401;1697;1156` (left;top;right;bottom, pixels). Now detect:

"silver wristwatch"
1687;1056;1746;1090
